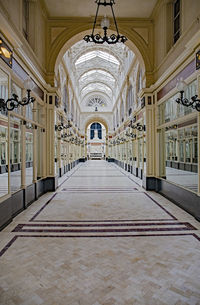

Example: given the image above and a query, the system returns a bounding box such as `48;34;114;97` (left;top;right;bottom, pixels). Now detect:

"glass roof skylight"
82;83;112;93
75;51;120;66
80;69;115;82
81;82;112;98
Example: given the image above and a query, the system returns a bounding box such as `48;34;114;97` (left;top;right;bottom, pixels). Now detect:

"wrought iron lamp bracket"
176;91;200;112
0;90;35;112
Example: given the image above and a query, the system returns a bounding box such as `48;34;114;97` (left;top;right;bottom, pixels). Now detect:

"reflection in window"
0;126;7;165
159;80;197;125
0;69;8;116
12;82;22;115
26;103;33;120
164;123;198;193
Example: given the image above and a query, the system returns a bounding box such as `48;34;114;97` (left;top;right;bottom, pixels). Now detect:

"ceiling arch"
74;49;121;66
47;25;153;87
79;69;116;82
81;81;113;100
84;115;110;133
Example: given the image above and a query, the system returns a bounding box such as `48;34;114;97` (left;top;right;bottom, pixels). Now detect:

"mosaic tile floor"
0;160;200;305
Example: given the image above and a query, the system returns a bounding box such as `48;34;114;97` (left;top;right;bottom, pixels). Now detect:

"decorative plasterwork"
87;96;107;107
51;27;67;44
134;28;149;45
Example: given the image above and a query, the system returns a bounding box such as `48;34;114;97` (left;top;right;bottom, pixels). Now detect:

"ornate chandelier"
84;0;127;44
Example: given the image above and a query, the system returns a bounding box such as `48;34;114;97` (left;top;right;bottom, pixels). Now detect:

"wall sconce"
176;78;200;112
0;37;12;67
65;113;73;128
55;114;73;131
128;116;137;128
0;77;35;111
129;122;145;131
125;128;136;138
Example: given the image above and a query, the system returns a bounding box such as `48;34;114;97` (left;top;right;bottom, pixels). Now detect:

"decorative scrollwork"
176;91;200;112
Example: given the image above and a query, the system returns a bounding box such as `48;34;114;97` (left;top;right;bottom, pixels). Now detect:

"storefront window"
138;137;143;169
10;117;21;193
25;129;33;185
11;82;22;115
26;103;33;120
0;69;9;197
162;123;198;193
158;80;197;125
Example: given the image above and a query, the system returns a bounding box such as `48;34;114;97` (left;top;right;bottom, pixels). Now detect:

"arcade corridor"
0;161;200;305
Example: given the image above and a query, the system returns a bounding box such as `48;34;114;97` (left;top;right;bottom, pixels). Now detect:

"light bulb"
176;77;186;92
23;76;34;90
101;15;110;29
67;113;72;121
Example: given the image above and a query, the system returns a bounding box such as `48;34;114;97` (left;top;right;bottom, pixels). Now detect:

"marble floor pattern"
0;161;200;305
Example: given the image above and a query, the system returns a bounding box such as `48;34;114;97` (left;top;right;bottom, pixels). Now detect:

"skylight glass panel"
80;70;115;82
75;51;119;66
75;51;96;65
98;51;119;65
82;83;112;93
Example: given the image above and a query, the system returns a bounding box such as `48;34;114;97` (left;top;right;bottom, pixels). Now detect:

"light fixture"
129;120;145;131
0;37;12;67
83;0;127;44
0;76;35;111
125;127;136;139
176;78;200;112
55;113;72;131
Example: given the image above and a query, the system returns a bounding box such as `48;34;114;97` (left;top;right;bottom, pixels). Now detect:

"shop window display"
25;130;33;186
0;69;8;197
10;117;22;193
158;80;197;125
164;124;198;193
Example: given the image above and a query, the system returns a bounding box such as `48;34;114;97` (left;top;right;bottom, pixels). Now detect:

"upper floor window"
63;85;68;113
137;68;143;93
173;0;181;44
23;0;29;41
127;85;134;116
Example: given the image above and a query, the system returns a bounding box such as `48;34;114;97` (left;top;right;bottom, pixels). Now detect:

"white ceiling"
44;0;157;18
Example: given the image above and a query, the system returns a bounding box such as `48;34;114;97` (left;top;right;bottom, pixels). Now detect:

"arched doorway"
87;122;106;160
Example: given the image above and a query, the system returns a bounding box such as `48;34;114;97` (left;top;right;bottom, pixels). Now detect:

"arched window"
116;109;119;127
71;100;74;121
127;85;134;116
63;85;68;113
90;123;102;139
113;115;116;130
120;101;124;122
138;68;143;93
23;0;29;40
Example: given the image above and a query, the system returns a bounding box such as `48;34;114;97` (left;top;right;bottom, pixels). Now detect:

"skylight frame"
75;50;120;66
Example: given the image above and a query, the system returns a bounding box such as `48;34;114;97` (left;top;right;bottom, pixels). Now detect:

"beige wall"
153;0;200;81
0;0;47;82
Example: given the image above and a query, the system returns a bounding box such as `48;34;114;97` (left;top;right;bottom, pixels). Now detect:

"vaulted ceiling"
63;40;134;112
